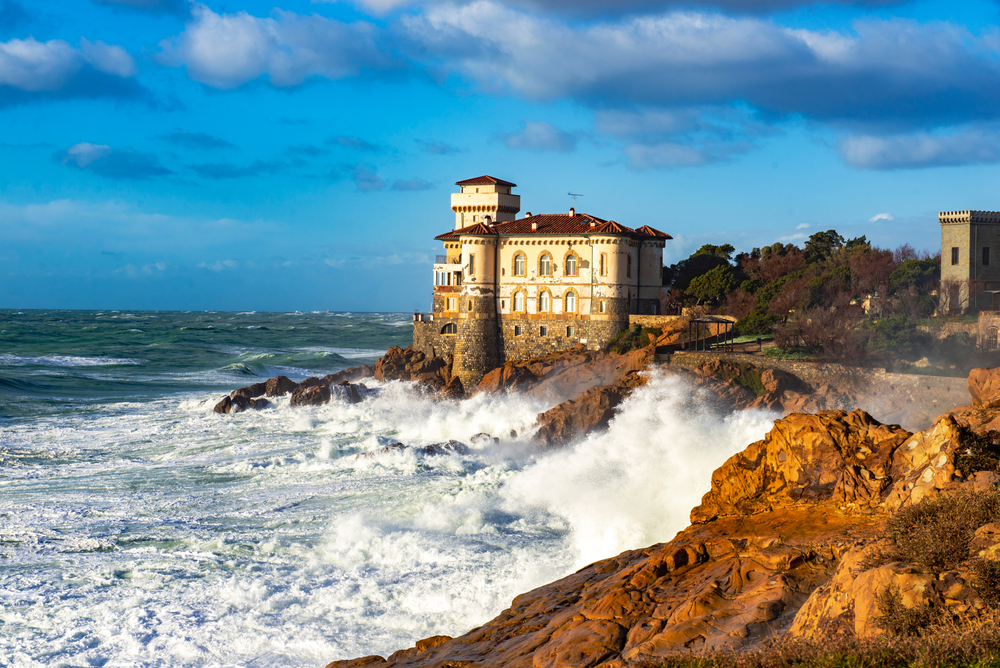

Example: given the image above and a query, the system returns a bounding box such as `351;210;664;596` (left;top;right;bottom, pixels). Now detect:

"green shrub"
955;428;1000;477
883;489;1000;572
973;559;1000;608
874;584;940;636
608;324;662;354
709;362;766;396
734;309;778;337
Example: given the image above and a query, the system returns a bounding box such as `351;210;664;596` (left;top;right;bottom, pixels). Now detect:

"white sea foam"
0;354;145;367
0;371;776;668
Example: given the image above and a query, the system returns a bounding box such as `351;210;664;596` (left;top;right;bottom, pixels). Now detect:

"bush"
874;584;940;636
608;324;662;354
973;559;1000;608
734;309;778;337
955;428;1000;477
709;362;766;396
881;489;1000;572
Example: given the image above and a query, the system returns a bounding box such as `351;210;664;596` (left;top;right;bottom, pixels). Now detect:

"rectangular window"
952;247;960;265
599;301;606;313
566;326;575;337
446;298;457;311
540;326;547;336
985;247;991;267
600;253;607;276
468;254;476;276
514;325;522;336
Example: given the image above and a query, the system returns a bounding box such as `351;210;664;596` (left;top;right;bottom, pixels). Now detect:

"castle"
413;175;672;388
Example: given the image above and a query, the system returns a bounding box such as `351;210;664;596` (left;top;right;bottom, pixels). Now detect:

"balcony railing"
413;313;434;322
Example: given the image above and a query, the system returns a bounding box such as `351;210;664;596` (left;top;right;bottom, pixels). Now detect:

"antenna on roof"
568;192;583;205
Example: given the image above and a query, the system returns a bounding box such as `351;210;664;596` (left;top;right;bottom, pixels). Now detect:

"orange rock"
968;367;1000;407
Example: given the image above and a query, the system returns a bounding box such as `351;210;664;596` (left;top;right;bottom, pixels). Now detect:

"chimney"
484;215;493;225
590;221;596;228
569;207;575;216
524;212;532;217
531;221;537;231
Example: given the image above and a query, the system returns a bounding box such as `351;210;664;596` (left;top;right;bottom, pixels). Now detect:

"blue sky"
2;0;1000;311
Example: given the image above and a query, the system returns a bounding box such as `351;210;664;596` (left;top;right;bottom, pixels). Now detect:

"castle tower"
450;176;520;230
452;227;500;390
940;210;1000;313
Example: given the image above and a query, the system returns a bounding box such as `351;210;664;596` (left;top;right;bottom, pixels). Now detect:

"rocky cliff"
325;369;1000;668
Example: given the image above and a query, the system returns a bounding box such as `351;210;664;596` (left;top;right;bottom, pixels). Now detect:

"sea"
0;310;778;668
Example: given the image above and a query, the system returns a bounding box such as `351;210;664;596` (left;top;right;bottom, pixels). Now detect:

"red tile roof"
435;213;672;240
455;175;517;187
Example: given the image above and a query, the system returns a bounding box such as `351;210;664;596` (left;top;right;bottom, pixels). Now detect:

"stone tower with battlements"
940;210;1000;313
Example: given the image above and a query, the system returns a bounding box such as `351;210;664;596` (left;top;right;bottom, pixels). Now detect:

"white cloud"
0;37;136;91
197;259;239;271
501;120;578;153
869;212;895;222
796;222;809;229
63;142;113;168
839;130;1000;170
158;3;390;89
80;39;137;77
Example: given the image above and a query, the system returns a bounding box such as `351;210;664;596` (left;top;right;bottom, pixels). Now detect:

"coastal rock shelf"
326;371;1000;668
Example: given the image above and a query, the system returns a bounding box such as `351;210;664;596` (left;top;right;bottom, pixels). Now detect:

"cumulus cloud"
796;223;810;229
501;120;578;153
0;36;143;105
351;164;385;192
839;130;1000;170
402;6;1000;129
55;142;173;179
157;129;238;150
327;0;906;17
869;213;895;222
158;3;392;89
392;178;434;191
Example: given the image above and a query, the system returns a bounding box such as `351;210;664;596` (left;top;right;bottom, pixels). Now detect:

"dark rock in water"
355;439;469;460
331;381;363;404
299;376;325;389
215;394;270;413
266;375;298;397
324;365;374;385
231;382;266;400
374;345;450;390
437;376;464;400
291;384;332;407
469;432;499;446
533;371;646;447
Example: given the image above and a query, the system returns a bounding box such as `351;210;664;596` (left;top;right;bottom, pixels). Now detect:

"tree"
666;244;737;295
685;265;738;304
889;258;940;294
804;230;845;264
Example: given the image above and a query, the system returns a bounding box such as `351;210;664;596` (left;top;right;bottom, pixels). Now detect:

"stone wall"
664;351;969;427
413;318;458;360
628;314;684;329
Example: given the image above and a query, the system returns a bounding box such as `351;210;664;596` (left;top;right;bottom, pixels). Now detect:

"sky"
2;0;1000;311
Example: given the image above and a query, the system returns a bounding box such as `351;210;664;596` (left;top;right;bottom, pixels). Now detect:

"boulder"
436;375;464;400
213;396;232;414
323;365;374;385
250;398;271;410
691;409;912;523
968;367;1000;407
231;382;267;400
265;375;298;397
330;381;366;404
290;384;331;407
373;346;450;390
298;376;325;389
533;371;646;447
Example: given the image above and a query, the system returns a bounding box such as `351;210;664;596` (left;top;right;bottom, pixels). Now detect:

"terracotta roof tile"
455;175;517;187
435;212;672;241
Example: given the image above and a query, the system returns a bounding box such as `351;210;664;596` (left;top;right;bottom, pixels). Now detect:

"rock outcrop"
968;367;1000;408
374;346;454;393
533;371;648;447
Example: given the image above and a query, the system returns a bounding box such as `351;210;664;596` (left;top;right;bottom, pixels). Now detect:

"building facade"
940;210;1000;313
413;175;672;388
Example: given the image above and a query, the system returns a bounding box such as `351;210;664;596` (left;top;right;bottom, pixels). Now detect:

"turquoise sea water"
0;310;776;668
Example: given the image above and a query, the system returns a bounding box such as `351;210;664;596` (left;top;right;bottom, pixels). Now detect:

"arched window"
565;254;578;276
564;290;577;313
538;253;552;276
513;291;525;312
538;291;550;312
513;253;526;276
441;323;457;335
989;327;999;352
627;254;632;278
